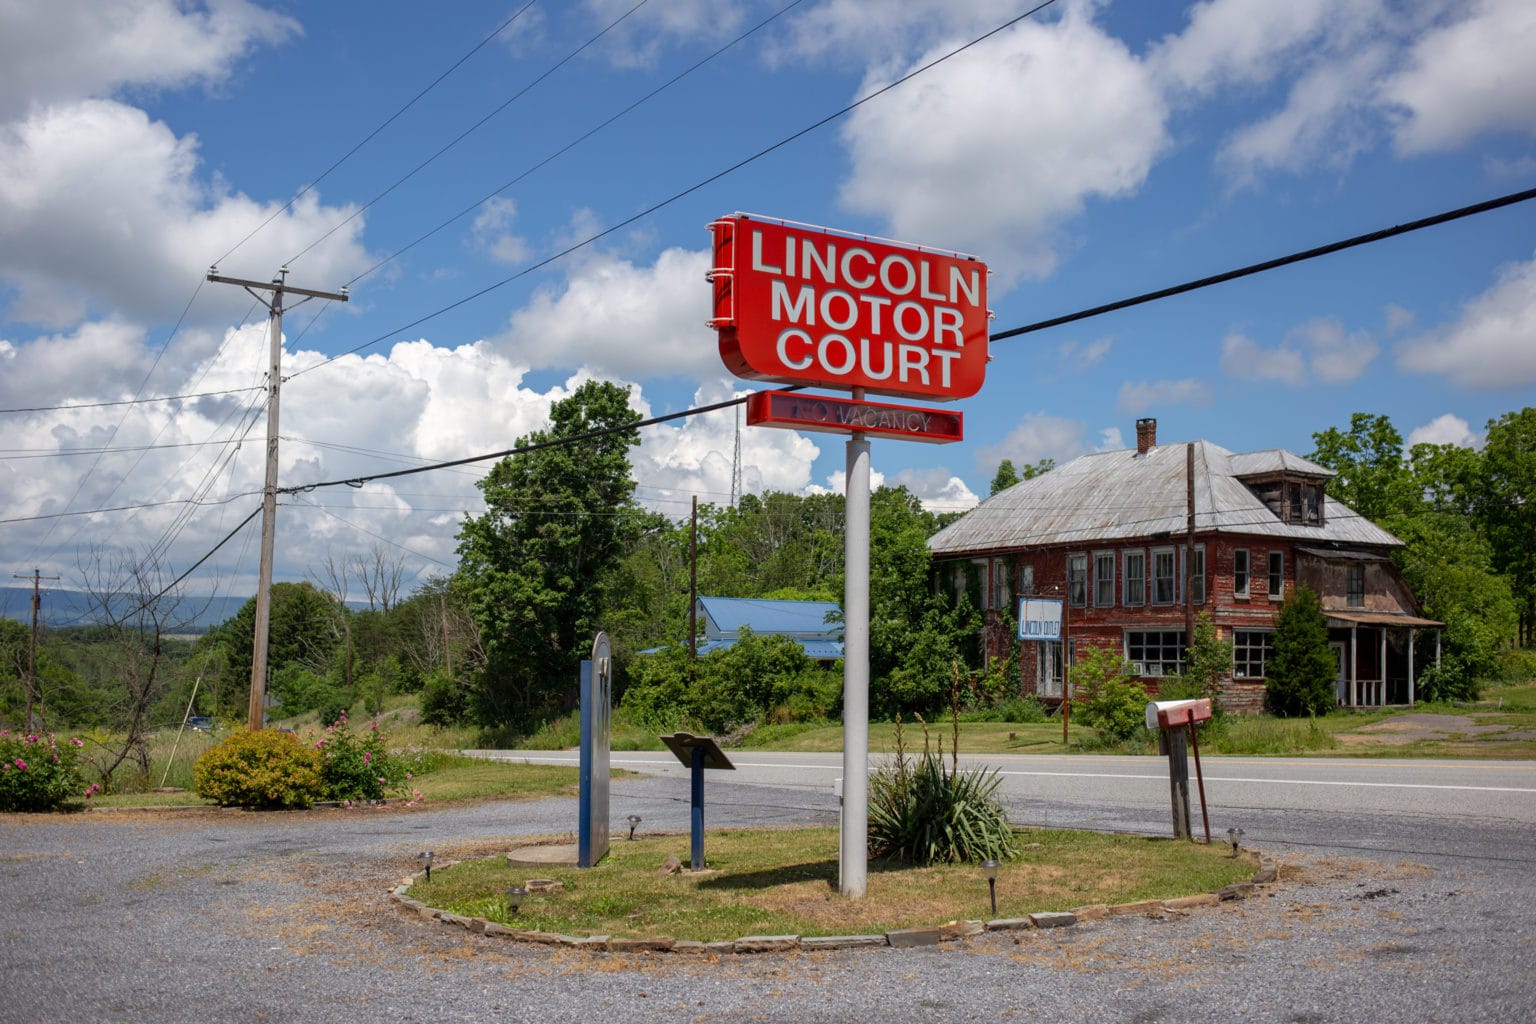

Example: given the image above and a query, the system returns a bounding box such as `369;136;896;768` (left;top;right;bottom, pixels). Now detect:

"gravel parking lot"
2;776;1532;1024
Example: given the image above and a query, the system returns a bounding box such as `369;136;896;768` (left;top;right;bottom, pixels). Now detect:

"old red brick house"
928;419;1442;712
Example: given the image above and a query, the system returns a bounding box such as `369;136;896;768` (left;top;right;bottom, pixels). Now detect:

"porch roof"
1325;610;1443;628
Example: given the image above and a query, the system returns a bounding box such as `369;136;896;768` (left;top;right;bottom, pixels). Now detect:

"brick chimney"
1135;417;1157;455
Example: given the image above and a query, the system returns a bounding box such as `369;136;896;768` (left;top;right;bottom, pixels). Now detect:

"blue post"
690;745;705;871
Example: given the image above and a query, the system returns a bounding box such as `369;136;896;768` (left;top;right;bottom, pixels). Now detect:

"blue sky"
1;0;1533;602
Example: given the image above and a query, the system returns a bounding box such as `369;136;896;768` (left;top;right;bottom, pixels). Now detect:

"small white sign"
1017;597;1063;641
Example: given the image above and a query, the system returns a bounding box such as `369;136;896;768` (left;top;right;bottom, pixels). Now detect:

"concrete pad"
506;844;580;868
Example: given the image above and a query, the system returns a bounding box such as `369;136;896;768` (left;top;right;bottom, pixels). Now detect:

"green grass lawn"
410;826;1258;942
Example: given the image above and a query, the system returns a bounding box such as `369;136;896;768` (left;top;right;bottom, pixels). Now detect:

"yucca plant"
867;666;1017;865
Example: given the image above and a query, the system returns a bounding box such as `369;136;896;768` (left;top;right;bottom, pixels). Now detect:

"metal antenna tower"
730;404;743;507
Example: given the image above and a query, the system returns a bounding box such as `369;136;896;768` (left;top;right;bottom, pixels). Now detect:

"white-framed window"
990;557;1011;612
1347;565;1365;607
1126;630;1185;677
1037;640;1064;698
1233;629;1274;679
1268;551;1284;601
1188;545;1206;605
1094;551;1115;607
1067;553;1087;608
1017;563;1035;597
1234;548;1250;600
1123;549;1145;607
1152;547;1176;605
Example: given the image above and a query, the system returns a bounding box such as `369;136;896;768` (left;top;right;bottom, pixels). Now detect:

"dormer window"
1244;475;1325;527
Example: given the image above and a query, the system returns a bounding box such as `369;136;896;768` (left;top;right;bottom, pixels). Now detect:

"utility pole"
207;268;348;729
688;495;699;676
11;569;59;729
1185;443;1196;661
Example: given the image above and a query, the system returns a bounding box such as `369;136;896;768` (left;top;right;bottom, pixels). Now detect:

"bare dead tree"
353;543;407;612
76;547;200;788
310;552;355;690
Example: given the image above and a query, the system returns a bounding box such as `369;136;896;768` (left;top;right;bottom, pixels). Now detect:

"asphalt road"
3;752;1533;1024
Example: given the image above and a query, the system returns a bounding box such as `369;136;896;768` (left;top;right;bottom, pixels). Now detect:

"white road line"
478;754;1536;794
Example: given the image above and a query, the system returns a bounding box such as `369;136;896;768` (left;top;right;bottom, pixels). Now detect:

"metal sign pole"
840;415;871;898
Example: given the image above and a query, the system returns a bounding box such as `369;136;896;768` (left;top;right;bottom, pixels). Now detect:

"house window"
1068;553;1087;608
1347;565;1365;608
990;557;1011;612
1017;563;1035;597
1123;550;1145;607
1037;641;1064;698
1094;551;1115;607
1233;629;1274;678
1268;551;1284;601
1188;545;1206;604
1234;549;1250;600
1152;548;1176;605
1127;630;1185;677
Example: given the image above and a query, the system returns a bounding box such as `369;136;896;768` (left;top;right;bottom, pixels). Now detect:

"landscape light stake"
418;850;434;882
981;859;1000;916
1226;828;1245;857
506;887;527;914
627;814;642;841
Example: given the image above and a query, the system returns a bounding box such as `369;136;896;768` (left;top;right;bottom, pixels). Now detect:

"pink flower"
363;752;371;765
70;737;84;747
14;758;26;770
26;734;38;743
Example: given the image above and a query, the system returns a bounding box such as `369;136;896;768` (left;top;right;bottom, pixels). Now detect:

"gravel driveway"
2;775;1531;1024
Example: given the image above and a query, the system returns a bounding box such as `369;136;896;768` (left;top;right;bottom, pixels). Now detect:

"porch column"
1349;625;1358;708
1408;628;1416;705
1436;631;1442;670
1379;629;1387;707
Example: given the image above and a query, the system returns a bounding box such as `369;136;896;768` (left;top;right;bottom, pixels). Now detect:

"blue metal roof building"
687;596;844;661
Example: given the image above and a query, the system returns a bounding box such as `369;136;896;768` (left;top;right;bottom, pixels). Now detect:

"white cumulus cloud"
1397;252;1536;389
837;9;1167;284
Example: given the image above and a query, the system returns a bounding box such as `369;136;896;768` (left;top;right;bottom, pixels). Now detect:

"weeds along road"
3;757;1533;1024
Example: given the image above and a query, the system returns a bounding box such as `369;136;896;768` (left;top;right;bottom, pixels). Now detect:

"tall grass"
1204;714;1337;756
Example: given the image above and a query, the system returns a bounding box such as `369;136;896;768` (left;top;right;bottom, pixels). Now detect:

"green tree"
1309;413;1415;522
1265;585;1336;717
455;380;641;730
989;459;1019;495
1478;408;1536;646
1160;611;1232;715
201;582;340;719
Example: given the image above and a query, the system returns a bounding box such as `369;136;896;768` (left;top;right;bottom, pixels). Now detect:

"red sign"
746;390;963;444
710;215;989;401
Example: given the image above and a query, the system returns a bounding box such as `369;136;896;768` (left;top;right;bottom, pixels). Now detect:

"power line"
212;1;542;270
290;0;1067;379
991;185;1536;341
285;0;655;269
0;386;264;416
336;0;810;293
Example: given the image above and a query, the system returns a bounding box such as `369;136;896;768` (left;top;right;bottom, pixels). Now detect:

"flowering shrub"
0;731;89;812
312;714;407;803
193;729;327;809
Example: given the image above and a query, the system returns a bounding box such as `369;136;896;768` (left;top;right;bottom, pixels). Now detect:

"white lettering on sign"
751;228;983;391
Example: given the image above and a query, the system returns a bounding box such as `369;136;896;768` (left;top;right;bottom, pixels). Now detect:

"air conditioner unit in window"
1129;662;1144;676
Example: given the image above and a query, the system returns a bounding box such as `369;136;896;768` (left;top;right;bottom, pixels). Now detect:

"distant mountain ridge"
0;587;255;634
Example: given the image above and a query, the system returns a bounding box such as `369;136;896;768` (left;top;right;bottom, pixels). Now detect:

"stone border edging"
389;852;1280;954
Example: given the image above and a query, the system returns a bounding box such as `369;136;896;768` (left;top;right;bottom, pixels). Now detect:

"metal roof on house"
697;597;843;641
928;440;1402;557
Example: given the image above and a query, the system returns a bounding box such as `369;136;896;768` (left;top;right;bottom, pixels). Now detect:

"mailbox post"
1146;699;1212;842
